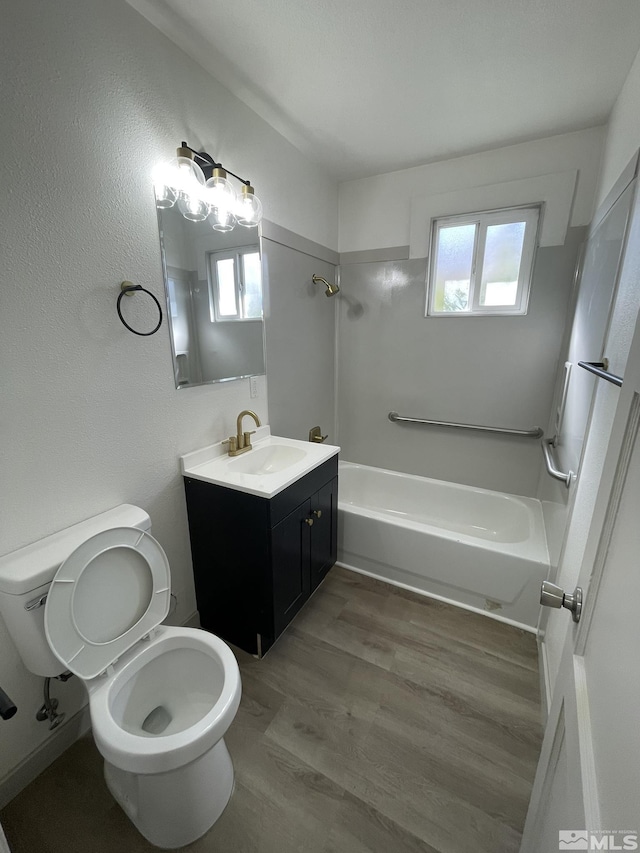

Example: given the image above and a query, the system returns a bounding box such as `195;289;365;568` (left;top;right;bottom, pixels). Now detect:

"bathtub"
337;462;549;630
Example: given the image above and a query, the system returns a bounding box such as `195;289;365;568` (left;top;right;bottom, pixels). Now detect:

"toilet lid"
44;527;171;680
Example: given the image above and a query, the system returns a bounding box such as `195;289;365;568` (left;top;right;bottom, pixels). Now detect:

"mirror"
156;201;265;388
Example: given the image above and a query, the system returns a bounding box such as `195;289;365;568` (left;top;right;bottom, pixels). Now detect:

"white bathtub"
337;461;549;630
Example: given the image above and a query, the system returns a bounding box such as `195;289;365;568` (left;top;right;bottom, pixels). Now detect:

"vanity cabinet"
184;455;338;656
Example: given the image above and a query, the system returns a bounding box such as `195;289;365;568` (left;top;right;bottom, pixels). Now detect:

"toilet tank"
0;505;152;676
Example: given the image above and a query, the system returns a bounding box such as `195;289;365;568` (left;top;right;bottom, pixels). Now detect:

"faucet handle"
309;426;328;443
222;436;237;454
244;430;256;448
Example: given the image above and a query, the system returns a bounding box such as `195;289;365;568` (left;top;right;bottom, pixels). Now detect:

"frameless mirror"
156;201;265;388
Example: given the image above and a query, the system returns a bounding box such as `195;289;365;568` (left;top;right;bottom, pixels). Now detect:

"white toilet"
0;504;242;849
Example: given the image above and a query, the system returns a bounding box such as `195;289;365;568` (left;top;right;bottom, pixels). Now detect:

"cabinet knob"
312;509;322;518
303;517;314;527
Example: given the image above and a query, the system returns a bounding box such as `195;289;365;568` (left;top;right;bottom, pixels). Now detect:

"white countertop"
180;427;340;499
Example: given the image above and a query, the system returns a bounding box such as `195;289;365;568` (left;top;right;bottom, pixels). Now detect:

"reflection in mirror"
156;202;266;388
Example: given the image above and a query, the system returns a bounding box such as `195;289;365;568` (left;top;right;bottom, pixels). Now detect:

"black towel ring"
116;281;163;337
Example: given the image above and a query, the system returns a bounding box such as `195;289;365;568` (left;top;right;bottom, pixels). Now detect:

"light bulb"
210;206;236;232
153;147;208;219
236;185;263;227
204;168;237;231
177;190;210;222
153;179;177;209
205;168;237;211
154;149;204;193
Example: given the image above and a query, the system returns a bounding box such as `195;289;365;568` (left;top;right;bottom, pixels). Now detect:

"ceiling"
129;0;640;182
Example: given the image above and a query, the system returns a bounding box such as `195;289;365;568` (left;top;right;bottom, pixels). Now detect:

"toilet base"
103;738;234;849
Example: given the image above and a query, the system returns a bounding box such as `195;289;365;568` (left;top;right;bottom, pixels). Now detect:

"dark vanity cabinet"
184;455;338;656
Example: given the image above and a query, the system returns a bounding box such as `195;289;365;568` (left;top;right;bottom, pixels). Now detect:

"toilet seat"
44;527;171;680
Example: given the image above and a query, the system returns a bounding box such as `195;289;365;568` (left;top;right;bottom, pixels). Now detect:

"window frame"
425;204;541;318
207;245;262;323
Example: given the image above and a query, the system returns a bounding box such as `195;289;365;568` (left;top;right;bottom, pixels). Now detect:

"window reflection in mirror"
156;200;265;389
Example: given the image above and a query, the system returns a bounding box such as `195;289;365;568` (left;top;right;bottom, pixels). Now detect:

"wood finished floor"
1;567;542;853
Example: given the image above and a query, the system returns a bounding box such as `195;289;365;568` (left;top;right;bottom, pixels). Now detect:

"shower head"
312;274;340;297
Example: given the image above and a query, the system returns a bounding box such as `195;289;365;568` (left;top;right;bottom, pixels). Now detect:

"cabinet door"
310;477;338;591
272;499;311;639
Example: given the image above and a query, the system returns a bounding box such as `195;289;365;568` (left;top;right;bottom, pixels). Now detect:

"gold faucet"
223;410;262;457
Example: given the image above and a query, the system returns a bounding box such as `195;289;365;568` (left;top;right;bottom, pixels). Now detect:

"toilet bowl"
0;506;242;850
89;626;241;849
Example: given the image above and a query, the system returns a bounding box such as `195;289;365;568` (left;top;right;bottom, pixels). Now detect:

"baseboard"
0;610;202;810
335;561;538;634
0;705;91;811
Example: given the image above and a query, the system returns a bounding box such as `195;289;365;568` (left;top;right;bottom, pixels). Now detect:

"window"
208;246;262;322
426;206;540;316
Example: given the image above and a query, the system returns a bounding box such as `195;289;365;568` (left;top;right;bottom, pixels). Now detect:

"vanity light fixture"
153;142;263;230
153;146;205;210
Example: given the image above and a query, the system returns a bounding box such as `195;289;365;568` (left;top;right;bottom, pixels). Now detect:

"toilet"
0;504;242;849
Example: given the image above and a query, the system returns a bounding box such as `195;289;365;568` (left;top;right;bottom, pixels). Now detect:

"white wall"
339;127;604;253
596;47;640;209
0;0;336;800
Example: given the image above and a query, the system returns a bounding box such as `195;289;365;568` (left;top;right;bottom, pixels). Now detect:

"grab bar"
541;438;573;487
388;411;543;439
577;361;623;387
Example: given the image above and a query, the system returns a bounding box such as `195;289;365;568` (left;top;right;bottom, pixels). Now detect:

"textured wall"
0;0;336;794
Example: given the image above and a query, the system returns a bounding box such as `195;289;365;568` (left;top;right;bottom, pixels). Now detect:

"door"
271;498;312;638
309;477;338;591
539;178;637;686
520;312;640;850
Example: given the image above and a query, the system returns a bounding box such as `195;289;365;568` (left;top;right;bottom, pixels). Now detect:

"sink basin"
180;427;340;499
229;444;307;475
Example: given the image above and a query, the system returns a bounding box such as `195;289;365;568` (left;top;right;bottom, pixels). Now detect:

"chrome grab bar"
388;411;543;439
541;438;573;487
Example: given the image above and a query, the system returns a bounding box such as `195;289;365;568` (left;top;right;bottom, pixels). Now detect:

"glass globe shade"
236;186;263;228
153;151;206;218
154;154;204;194
209;206;236;233
153;180;177;209
205;170;237;212
177;190;210;222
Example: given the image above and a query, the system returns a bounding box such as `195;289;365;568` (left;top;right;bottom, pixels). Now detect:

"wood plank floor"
1;567;542;853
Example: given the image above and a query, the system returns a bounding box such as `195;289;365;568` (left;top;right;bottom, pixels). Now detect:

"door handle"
312;509;322;518
303;517;314;527
540;581;583;623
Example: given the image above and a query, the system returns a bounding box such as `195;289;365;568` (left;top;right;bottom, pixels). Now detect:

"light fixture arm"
180;141;251;186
